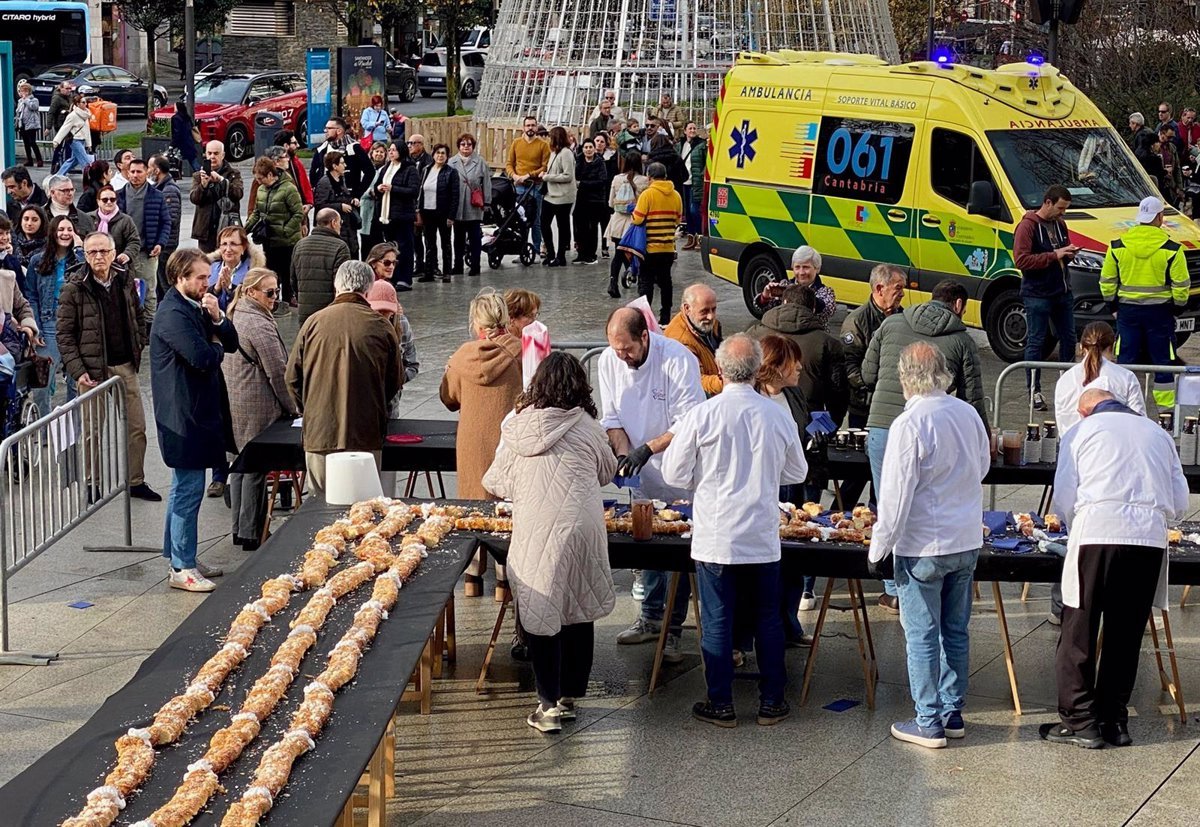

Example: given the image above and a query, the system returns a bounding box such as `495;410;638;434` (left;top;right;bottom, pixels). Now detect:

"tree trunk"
145;29;158;132
446;16;460;116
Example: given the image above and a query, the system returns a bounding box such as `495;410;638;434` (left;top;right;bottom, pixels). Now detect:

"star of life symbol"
729;119;757;168
1028;75;1040;90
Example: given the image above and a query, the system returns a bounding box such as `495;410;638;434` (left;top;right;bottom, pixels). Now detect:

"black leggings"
522;620;595;707
541;201;572;261
265;245;295;303
639;251;675;324
421;211;452;274
20;129;42;165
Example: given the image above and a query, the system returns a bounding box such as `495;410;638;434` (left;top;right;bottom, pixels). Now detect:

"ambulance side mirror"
967;180;1005;221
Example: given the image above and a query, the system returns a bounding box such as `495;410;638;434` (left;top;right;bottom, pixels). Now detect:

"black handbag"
245;216;269;246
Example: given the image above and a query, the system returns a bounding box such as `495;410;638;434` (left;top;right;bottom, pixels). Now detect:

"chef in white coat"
1043;387;1189;750
598;306;705;658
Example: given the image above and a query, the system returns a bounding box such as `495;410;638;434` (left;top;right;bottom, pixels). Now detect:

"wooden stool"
1181;585;1192;608
345;728;389;826
476;589;515;693
799;577;878;709
402;636;435;714
990;582;1023;714
1147;609;1187;723
648;572;703;694
404;471;446;498
260;470;305;544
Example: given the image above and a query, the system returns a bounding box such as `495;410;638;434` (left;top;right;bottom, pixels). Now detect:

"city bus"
0;0;90;81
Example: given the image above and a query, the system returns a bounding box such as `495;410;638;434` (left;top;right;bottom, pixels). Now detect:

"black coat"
311;141;372;198
149;287;239;469
371;161;419;228
418;164;460;217
648;147;687;194
574;155;610;208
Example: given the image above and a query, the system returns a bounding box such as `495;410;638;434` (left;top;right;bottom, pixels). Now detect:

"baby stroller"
482;176;538;269
0;327;43;482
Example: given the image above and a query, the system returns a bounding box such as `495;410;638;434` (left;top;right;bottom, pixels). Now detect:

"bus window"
1;3;89;79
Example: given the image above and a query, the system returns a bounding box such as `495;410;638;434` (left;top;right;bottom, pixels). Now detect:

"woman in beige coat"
223;268;297;550
483;352;618;733
440;288;522;597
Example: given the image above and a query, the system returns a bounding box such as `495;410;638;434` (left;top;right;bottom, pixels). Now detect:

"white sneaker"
170;568;216;592
616;617;661;644
555;698;577;720
527;703;562;733
799;591;817;611
631;570;645;601
662;633;684;663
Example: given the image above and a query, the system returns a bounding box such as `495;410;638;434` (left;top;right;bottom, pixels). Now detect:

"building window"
225;0;296;37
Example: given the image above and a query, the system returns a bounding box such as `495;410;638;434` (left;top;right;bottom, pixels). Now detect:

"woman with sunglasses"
27;215;84;411
208;225;265;312
222;267;296;551
86;185;141;266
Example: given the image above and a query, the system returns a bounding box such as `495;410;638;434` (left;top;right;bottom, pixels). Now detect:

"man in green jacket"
862;279;989;612
1100;196;1190;408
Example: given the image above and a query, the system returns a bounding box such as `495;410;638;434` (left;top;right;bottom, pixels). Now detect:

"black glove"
867;554;894;581
617;444;654;476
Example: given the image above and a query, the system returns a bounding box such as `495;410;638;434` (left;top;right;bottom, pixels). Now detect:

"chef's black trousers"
1056;543;1162;731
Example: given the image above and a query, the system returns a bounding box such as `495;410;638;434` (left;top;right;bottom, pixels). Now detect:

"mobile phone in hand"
202;158;212;175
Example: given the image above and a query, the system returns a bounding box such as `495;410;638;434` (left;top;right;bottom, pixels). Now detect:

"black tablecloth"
230;418;458;475
827;447;1200;492
0;499;475;826
476;531;1200;586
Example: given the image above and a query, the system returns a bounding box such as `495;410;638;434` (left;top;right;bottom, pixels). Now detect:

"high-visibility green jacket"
1099;224;1190;306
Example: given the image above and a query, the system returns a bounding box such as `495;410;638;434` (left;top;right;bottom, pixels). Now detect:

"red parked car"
153;71;307;162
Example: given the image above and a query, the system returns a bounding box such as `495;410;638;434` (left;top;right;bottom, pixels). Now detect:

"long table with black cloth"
0;498;475;827
230;418;458;475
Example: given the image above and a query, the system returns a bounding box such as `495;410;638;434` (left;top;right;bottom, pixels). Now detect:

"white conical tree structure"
475;0;901;129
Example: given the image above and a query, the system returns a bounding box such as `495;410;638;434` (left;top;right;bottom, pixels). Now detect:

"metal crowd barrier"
0;377;157;666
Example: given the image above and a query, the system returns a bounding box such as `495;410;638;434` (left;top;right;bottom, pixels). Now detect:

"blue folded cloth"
613;473;641;489
990;537;1031;551
673;504;694;520
982;511;1009;535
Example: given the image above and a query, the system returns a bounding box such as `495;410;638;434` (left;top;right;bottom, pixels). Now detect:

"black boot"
607;276;620;299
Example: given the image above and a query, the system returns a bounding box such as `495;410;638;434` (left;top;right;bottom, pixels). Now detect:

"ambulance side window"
812;117;915;205
930;128;999;208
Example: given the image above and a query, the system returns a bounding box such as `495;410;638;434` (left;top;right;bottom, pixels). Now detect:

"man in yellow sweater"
505;115;551;254
632;162;683;325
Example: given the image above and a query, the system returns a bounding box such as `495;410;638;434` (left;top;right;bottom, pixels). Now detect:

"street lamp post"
184;0;195;113
927;0;936;60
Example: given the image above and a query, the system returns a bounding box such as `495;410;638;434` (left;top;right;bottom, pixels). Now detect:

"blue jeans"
515;183;543;250
33;327;78;415
682;186;701;234
867;427;896;597
56;139;94;176
1023;292;1076;392
696;560;787;706
162;468;206;570
641;568;690;634
893;549;979;729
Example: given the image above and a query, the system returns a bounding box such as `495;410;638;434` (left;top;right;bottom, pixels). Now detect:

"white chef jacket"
1053;357;1146;434
868;391;991;563
661;382;808;564
1052;406;1189;610
598;333;705;499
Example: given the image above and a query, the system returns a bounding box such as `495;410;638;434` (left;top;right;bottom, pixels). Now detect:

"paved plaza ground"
1;168;1199;825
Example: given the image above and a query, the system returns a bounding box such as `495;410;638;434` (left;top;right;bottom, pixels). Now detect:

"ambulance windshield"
988;128;1157;209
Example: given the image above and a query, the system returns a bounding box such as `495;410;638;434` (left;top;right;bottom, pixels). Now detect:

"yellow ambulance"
702;50;1200;361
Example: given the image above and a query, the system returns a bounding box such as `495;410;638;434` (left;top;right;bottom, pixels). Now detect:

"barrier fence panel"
989;359;1197;509
0;377;157;666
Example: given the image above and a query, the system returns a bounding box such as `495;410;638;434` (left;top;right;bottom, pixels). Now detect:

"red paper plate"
386;434;424;444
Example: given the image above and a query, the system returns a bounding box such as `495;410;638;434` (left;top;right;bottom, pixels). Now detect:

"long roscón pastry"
219;534;431;826
61;503;390;827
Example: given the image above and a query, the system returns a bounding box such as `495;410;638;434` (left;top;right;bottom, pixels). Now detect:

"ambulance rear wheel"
984;288;1029;363
741;251;784;319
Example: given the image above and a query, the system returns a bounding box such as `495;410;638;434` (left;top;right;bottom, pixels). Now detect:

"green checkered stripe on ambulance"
709;182;1017;278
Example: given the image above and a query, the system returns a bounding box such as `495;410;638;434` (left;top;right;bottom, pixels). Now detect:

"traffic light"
1027;0;1086;25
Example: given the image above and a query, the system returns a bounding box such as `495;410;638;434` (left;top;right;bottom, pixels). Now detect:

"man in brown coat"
286;259;401;492
663;283;723;396
190;141;244;253
56;231;161;501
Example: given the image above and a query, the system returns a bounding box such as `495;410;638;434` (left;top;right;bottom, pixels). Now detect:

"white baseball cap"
1137;195;1164;224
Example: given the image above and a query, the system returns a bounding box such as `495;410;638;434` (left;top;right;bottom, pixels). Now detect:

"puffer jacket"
117;183;172;251
52;105;92;150
246;176;303;248
55;263;146;381
439;333;523;499
861;300;988;430
417;164;461;217
291;226;351;326
482;405;618;636
747;302;848;424
677;136;706;201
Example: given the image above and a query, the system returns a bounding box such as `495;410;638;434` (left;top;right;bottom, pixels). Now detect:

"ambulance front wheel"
985;287;1035;364
741;251;784;319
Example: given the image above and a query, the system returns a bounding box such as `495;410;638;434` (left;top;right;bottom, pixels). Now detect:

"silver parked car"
417;51;485;98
